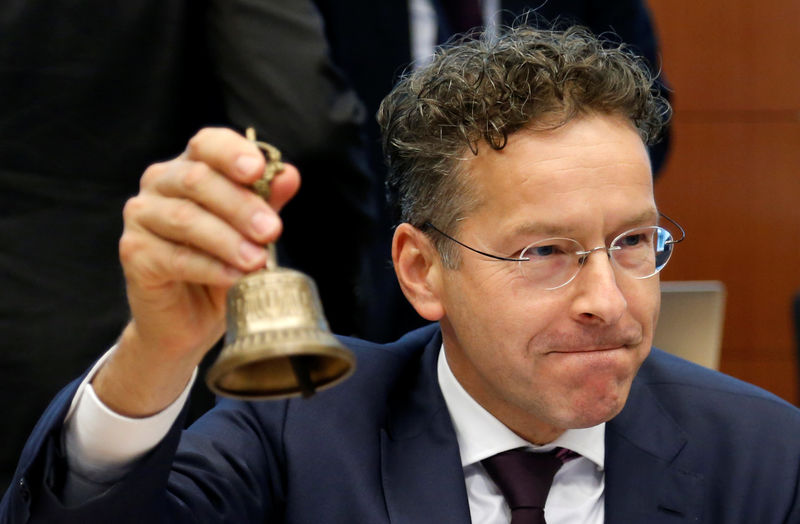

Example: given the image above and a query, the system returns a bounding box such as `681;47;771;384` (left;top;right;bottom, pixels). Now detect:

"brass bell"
205;129;356;400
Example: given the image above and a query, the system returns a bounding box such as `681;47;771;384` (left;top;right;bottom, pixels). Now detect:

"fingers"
141;159;281;246
146;129;301;242
119;218;244;289
122;127;303;292
126;193;269;274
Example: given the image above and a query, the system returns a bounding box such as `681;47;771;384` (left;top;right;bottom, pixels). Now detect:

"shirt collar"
437;344;605;470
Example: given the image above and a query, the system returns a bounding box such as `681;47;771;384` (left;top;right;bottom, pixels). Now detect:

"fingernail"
236;155;262;176
239;241;264;263
251;211;278;236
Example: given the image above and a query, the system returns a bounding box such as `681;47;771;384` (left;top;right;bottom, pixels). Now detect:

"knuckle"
122;196;145;222
186;130;207;153
118;232;143;266
181;162;209;193
187;127;227;153
140;162;168;189
166;199;196;232
169;244;192;279
221;127;240;142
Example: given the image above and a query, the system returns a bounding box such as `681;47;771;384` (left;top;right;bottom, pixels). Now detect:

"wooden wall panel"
647;0;800;403
649;1;800;112
655;119;800;401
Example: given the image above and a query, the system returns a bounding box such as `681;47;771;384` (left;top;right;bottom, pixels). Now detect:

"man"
2;26;799;523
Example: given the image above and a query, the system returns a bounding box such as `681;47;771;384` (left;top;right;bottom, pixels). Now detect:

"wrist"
92;322;199;417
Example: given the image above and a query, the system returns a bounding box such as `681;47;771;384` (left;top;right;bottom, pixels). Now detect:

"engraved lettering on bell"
230;270;320;333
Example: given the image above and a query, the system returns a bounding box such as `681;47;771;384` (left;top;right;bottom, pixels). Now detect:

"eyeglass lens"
518;226;675;289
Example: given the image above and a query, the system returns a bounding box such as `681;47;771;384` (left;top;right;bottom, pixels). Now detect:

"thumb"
267;163;301;214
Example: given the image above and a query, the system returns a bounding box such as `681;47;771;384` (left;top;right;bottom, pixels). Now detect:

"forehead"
463;114;655;233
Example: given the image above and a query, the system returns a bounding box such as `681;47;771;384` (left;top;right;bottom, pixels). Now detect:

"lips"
539;330;643;354
550;345;626;354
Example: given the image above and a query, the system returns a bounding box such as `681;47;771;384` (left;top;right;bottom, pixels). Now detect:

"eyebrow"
507;208;660;239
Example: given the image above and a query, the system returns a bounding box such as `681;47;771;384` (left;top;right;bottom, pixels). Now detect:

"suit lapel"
380;329;471;524
605;374;705;523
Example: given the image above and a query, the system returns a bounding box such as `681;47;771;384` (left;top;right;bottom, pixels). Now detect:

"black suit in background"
0;0;373;493
313;0;672;343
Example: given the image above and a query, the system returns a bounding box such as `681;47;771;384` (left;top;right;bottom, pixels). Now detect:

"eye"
533;245;557;257
613;228;658;252
521;239;579;261
620;233;644;247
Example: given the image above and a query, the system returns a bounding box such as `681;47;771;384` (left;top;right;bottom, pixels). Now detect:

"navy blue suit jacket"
2;324;799;523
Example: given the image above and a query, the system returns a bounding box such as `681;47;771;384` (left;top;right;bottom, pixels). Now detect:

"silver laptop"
653;281;727;370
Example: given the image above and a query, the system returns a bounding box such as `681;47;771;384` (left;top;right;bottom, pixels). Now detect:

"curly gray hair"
378;25;670;266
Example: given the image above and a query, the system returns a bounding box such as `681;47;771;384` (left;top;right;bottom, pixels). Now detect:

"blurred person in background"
0;0;372;493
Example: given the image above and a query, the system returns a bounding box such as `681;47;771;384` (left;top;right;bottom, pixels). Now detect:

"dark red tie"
481;448;575;524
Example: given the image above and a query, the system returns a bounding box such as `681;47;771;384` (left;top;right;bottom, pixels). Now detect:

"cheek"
445;264;522;319
446;273;575;372
652;286;662;331
624;279;661;337
471;283;565;352
442;275;563;376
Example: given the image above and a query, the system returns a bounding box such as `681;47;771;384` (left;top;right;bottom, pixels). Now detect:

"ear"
392;223;445;321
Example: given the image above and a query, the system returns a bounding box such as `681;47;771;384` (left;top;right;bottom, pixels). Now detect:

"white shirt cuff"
62;345;197;484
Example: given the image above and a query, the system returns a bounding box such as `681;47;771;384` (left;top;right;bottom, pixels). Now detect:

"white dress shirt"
437;346;605;524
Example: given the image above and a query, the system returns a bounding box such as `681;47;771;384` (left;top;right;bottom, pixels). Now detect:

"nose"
569;248;627;325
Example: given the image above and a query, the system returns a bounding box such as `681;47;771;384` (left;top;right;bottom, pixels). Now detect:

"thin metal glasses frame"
423;212;685;265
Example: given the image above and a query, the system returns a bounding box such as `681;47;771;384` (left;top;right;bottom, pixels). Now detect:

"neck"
440;327;565;445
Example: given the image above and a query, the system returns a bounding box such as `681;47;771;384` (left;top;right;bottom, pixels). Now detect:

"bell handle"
245;127;284;271
266;243;277;271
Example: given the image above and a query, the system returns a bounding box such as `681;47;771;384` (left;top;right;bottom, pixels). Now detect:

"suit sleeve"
0;382;289;523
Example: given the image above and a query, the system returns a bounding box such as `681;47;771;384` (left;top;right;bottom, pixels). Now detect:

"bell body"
206;267;356;400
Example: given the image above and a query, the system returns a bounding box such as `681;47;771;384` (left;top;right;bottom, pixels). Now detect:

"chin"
547;404;623;431
574;402;626;428
557;380;633;429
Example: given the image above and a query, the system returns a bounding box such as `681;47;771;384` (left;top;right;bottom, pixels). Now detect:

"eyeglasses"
424;213;685;290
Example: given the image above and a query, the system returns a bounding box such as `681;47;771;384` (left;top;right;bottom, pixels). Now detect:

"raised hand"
93;128;300;416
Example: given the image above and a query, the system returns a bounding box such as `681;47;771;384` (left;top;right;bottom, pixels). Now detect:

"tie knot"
482;448;573;515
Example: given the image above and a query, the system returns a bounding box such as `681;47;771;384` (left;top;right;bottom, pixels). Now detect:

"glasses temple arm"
422;222;528;262
659;212;686;244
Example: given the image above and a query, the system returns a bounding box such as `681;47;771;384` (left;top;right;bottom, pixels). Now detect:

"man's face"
437;113;660;443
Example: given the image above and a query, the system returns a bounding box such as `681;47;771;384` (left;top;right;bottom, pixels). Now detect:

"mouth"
548;345;627;354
